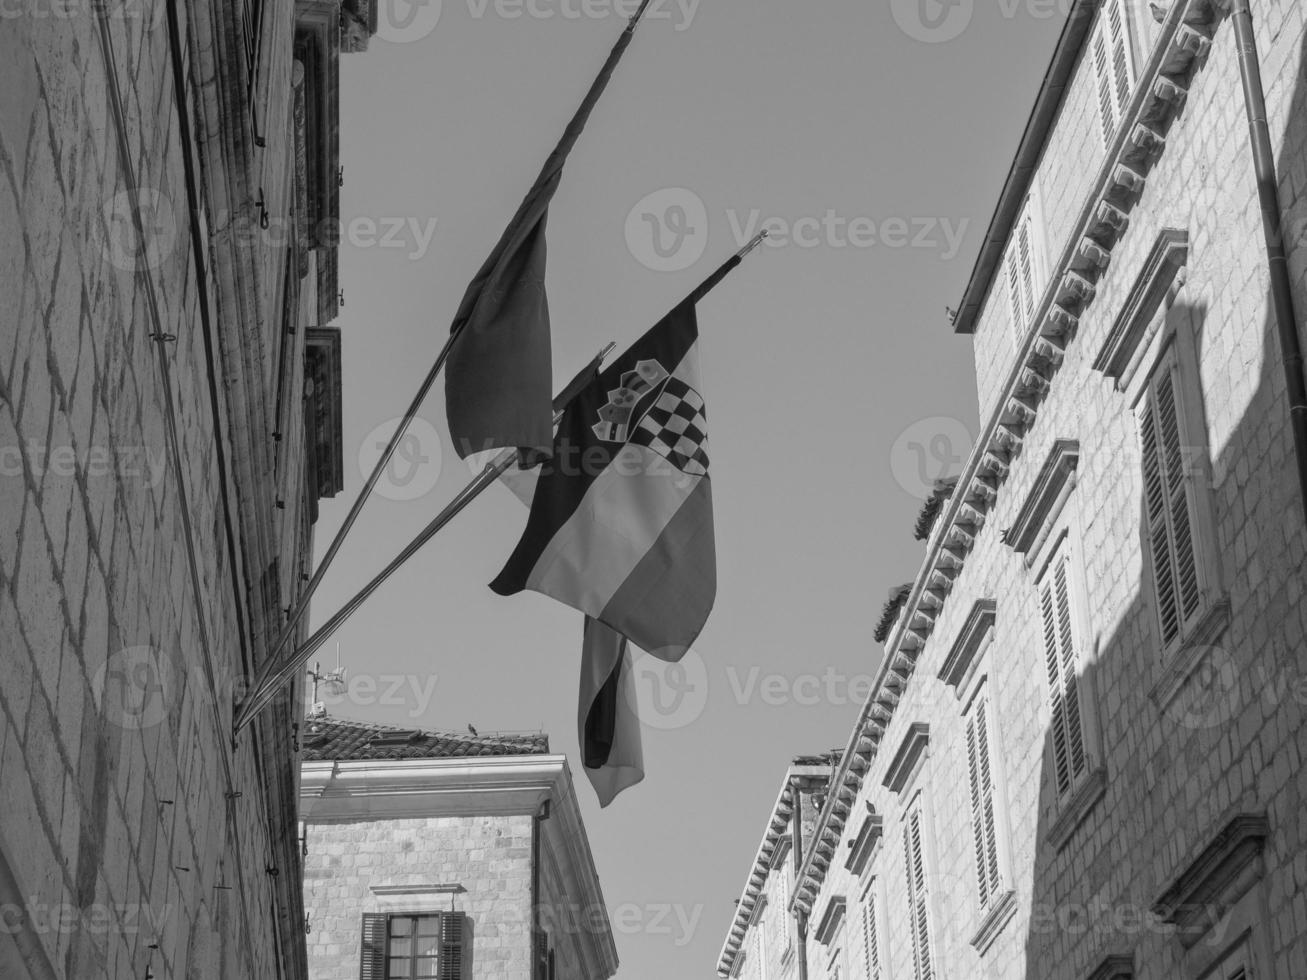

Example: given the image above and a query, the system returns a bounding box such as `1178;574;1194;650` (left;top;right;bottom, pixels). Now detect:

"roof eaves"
953;0;1099;335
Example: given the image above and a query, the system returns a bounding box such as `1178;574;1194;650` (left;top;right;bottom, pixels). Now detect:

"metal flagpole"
253;0;659;695
236;233;770;734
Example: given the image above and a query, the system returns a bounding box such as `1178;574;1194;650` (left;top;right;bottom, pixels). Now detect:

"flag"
490;256;739;663
579;617;644;806
444;6;651;460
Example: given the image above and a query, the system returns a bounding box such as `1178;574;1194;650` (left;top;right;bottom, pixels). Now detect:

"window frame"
900;792;936;980
858;876;885;980
1129;323;1224;661
1091;0;1136;146
960;678;1012;919
1003;192;1047;348
360;910;464;980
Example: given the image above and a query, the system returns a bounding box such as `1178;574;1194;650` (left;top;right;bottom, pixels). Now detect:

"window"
1139;350;1207;652
755;918;768;980
860;889;882;980
1038;538;1091;801
1004;194;1045;344
1206;941;1252;980
965;689;1005;911
1093;0;1135;144
360;912;464;980
902;800;934;980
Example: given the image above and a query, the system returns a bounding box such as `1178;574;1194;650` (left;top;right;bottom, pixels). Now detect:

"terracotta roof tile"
300;715;550;762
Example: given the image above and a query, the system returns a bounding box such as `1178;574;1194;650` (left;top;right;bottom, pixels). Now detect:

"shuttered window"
902;804;933;980
359;912;465;980
965;691;1004;910
860;892;882;980
1212;941;1252;980
1005;195;1044;344
1140;355;1205;650
1093;0;1135;145
1039;541;1090;801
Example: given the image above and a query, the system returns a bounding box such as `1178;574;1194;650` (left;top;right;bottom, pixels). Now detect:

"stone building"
721;1;1307;979
0;2;374;978
299;715;619;980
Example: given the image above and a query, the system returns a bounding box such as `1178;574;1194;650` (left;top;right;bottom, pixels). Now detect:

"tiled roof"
300;715;551;761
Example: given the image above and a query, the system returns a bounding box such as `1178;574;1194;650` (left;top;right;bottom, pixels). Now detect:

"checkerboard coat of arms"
591;359;709;476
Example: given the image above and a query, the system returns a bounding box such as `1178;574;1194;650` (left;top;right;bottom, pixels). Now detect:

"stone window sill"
1149;597;1233;713
1046;767;1107;852
970;888;1017;955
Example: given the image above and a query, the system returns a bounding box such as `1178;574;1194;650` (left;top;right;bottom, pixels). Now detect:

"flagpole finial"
599;342;617;364
625;0;654;32
737;229;769;259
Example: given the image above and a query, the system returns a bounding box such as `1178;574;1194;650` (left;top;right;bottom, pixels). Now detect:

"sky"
320;1;1067;975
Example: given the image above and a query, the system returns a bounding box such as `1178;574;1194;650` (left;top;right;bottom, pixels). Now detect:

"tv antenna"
307;644;348;717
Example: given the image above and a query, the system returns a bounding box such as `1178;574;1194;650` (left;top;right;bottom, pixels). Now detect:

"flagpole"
233;450;517;734
234;344;614;735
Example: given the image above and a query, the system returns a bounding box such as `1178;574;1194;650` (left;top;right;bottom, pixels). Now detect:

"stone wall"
303;814;537;980
0;3;326;978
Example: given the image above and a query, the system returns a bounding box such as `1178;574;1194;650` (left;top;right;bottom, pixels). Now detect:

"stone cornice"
812;896;847;946
1093;228;1190;383
1085;953;1135;980
1003;439;1080;558
1151;813;1269;943
792;0;1224;921
717;764;831;978
938;599;997;691
843;805;882;876
882;724;930;794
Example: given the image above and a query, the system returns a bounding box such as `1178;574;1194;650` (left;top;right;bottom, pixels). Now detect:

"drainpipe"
531;800;551;980
1230;0;1307;525
789;778;809;980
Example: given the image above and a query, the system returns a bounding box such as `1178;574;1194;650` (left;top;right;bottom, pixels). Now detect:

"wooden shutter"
440;913;466;980
1040;546;1089;799
359;914;387;980
1094;0;1134;145
966;695;1003;909
902;807;932;980
861;893;881;980
1142;361;1204;648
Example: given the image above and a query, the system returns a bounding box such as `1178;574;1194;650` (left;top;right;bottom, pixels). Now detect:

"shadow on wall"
1017;25;1307;977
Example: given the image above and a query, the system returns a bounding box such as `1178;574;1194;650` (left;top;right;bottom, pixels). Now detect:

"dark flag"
445;2;653;459
490;256;739;663
578;617;644;806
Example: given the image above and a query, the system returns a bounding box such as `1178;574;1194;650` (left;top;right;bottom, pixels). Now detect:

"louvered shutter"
861;895;881;980
1094;0;1135;144
976;700;1002;897
1142;361;1204;648
1006;246;1025;339
965;714;990;909
1040;546;1089;800
360;914;387;980
1018;218;1036;324
903;808;932;980
440;913;466;980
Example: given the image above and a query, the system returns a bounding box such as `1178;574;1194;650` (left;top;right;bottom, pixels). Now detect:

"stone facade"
0;2;367;978
300;717;619;980
722;2;1307;979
